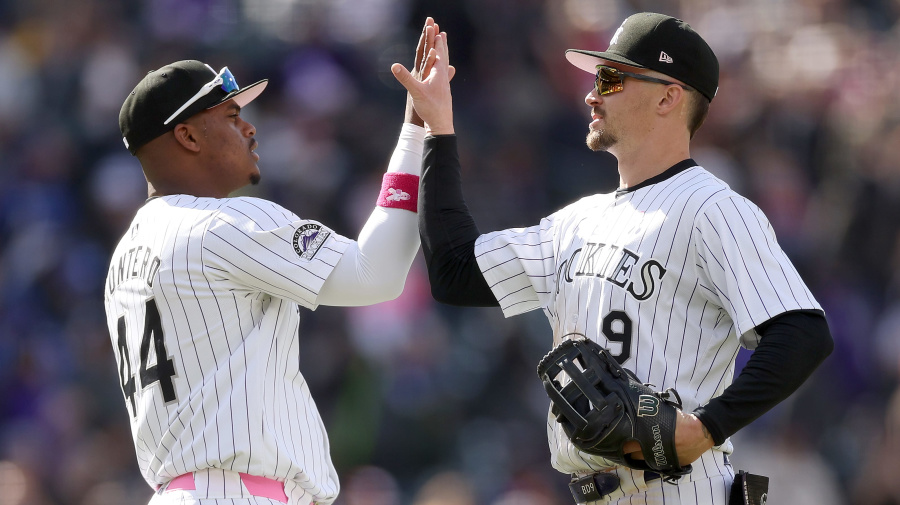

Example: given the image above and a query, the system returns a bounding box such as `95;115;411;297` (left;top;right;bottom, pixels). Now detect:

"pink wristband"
376;173;419;212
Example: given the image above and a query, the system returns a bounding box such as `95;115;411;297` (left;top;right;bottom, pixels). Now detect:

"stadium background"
0;0;898;503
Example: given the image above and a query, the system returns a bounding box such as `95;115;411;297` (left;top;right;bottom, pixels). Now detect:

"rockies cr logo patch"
292;224;330;261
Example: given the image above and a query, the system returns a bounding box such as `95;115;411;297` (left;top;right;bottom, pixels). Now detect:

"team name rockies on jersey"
555;242;667;302
103;195;350;504
473;165;822;476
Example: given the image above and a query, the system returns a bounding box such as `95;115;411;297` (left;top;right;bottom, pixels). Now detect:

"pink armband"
376;173;419;212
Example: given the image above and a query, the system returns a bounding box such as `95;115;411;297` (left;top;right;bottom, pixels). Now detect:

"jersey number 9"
603;310;632;365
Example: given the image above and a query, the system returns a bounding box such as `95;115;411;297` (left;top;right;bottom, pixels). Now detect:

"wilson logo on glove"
637;395;659;417
651;424;667;466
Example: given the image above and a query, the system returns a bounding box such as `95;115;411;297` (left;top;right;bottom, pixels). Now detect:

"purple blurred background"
1;0;899;503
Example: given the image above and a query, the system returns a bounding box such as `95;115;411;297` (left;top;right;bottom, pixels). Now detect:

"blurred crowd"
0;0;899;503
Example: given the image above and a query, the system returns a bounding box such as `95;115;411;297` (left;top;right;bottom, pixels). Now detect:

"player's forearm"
387;123;427;175
420;135;498;306
316;124;425;306
317;207;418;306
693;310;833;445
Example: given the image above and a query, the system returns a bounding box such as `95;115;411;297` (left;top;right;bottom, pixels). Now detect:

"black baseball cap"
119;60;268;155
566;12;719;101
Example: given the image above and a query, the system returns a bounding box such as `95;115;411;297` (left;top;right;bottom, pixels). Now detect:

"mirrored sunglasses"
164;66;240;125
594;65;691;96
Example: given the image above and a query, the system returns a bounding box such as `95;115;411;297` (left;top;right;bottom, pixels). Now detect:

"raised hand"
403;17;436;126
393;28;454;135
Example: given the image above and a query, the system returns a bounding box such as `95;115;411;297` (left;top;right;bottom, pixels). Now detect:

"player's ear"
656;85;685;117
172;123;202;153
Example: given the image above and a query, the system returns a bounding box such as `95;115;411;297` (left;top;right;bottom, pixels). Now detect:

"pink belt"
161;469;288;503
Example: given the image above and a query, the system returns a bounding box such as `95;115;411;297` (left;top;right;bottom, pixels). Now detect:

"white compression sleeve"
316;123;425;306
383;123;427;176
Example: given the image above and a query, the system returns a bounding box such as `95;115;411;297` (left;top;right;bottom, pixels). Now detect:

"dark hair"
685;89;710;138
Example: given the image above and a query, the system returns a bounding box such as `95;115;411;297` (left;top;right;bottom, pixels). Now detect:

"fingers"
391;63;419;93
427;22;439;71
438;32;449;65
420;34;437;77
427;30;448;76
414;26;426;70
422;47;437;78
419;23;439;77
414;18;435;76
398;18;449;90
422;25;435;73
429;32;449;76
410;17;450;80
427;32;455;81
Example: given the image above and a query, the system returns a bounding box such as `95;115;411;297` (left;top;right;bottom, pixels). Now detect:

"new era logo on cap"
659;51;673;63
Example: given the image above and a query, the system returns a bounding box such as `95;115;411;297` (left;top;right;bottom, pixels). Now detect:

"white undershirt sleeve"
316;123;425;306
383;123;426;176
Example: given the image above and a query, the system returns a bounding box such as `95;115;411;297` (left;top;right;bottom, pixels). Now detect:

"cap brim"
565;49;647;74
209;79;268;111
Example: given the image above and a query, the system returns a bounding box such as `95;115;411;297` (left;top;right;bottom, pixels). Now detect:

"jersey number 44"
116;298;178;417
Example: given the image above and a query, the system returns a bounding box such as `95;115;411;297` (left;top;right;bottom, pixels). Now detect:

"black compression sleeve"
693;310;833;446
419;135;499;306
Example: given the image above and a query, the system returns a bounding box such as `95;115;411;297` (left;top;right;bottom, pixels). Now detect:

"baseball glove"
537;336;692;481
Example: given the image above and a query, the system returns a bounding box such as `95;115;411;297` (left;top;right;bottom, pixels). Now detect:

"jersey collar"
615;158;698;198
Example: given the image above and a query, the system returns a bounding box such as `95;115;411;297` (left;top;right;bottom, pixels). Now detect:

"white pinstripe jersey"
474;164;822;478
104;194;351;504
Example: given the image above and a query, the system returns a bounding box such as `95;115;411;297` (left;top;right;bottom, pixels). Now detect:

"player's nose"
585;88;602;106
243;119;256;137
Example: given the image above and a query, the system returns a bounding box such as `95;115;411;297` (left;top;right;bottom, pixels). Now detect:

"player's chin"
586;130;615;152
249;151;262;185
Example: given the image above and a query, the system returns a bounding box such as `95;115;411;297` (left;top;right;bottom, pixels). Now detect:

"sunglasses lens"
598;67;621;82
599;80;624;95
595;66;624;95
220;68;239;93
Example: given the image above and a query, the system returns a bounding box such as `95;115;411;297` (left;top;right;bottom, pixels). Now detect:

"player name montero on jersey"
106;243;161;294
556;242;667;301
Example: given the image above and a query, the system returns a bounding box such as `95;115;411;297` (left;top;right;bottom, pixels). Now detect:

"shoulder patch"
292;223;331;261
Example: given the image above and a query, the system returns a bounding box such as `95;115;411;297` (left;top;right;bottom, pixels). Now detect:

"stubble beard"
586;129;617;152
250;173;261;186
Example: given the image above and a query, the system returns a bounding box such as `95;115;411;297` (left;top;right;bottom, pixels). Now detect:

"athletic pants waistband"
157;469;289;503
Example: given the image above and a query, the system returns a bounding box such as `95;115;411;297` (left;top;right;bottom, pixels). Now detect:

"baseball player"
393;13;833;505
104;19;451;505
